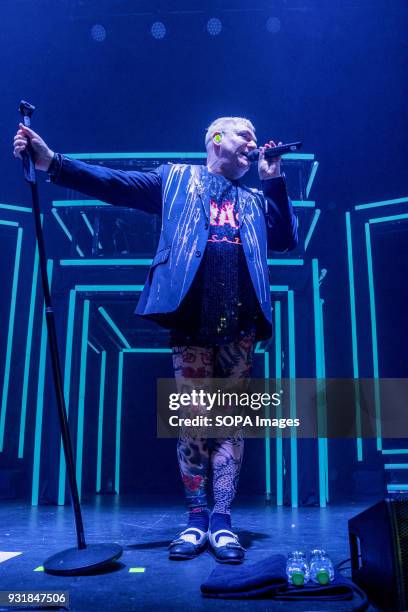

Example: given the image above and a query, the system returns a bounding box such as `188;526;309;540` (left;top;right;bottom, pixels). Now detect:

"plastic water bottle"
286;551;310;586
309;549;335;585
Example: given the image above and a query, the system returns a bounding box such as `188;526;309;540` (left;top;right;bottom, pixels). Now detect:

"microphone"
245;141;303;162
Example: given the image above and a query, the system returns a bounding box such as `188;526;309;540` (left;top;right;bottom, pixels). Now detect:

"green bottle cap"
291;572;305;586
317;570;330;585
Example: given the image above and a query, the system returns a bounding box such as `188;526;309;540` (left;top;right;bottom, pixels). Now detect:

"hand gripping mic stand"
18;100;122;574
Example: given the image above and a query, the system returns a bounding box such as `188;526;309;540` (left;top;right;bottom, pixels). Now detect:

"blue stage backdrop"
0;0;407;506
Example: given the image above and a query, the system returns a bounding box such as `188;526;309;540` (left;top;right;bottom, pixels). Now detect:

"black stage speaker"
348;498;408;611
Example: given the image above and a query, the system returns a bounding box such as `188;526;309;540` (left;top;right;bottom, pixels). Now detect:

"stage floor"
0;496;381;611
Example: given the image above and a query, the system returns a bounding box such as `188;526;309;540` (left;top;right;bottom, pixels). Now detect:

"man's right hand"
13;123;55;171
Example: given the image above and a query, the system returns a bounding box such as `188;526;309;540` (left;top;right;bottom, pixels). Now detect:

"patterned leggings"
172;334;255;514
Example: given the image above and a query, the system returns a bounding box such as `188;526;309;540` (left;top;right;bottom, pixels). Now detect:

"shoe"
208;529;245;564
168;527;208;560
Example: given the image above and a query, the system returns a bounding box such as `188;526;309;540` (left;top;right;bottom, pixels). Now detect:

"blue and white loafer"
168;527;208;560
208;529;245;564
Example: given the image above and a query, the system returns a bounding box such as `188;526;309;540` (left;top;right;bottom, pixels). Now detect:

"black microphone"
245;141;303;162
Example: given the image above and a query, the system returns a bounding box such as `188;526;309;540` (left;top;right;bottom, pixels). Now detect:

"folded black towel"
201;554;368;610
201;554;287;599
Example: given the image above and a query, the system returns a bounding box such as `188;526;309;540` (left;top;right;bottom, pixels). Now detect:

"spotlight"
207;17;222;36
151;21;166;39
266;17;281;33
91;24;106;42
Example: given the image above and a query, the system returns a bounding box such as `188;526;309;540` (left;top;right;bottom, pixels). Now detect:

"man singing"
13;116;297;563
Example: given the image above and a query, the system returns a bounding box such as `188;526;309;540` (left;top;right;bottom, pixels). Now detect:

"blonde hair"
205;116;256;149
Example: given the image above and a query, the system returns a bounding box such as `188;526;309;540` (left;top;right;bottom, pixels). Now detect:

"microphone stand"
18;100;122;574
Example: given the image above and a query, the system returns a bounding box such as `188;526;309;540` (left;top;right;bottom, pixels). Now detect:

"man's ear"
213;132;222;145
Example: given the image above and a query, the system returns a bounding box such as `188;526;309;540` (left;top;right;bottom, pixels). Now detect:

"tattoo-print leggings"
172;333;255;514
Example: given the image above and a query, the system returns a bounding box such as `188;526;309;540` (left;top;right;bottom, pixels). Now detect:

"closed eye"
239;131;257;144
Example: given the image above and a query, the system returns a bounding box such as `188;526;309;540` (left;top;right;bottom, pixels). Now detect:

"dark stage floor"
0;496;381;611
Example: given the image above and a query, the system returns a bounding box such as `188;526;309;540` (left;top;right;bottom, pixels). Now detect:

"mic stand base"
43;543;123;575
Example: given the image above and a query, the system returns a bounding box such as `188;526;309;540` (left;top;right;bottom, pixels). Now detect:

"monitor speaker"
348;498;408;611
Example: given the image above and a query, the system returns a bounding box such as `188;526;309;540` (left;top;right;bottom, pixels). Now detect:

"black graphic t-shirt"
170;171;261;347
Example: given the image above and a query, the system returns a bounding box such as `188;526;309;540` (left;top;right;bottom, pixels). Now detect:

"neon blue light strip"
115;351;124;494
58;290;77;505
66;152;207;160
263;348;271;499
267;259;304;266
318;297;326;364
270;285;289;292
64;259;303;268
387;484;408;491
0;203;32;213
319;298;329;504
51;209;73;239
76;285;144;292
75;300;90;500
384;464;408;469
53;200;110;208
65;151;313;161
312;261;324;378
51;209;84;257
80;212;103;249
304;209;321;252
364;223;381;449
32;260;53;505
382;449;408;454
369;213;408;225
0;227;23;451
0;220;19;227
353;385;363;460
61;259;152;266
87;340;100;354
312;259;327;507
263;346;270;378
345;214;359;377
275;301;283;506
283;153;315;160
287;290;298;508
292;200;315;208
96;351;106;492
98;307;131;348
345;213;363;461
254;343;262;355
123;348;171;353
355;196;408;211
306;161;319;198
56;199;314;209
19;244;40;457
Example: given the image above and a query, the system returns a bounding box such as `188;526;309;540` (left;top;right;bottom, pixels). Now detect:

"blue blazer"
54;157;298;335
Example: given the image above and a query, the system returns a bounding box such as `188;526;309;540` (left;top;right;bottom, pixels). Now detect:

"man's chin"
222;160;249;180
237;156;250;172
238;153;250;165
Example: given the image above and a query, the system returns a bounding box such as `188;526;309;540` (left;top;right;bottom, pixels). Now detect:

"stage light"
91;24;106;42
151;21;166;39
266;17;281;33
207;17;222;36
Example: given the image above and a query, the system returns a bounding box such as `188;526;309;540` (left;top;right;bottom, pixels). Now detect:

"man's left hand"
258;140;282;180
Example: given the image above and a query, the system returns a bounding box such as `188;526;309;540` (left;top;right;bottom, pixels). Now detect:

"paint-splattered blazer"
53;158;298;329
